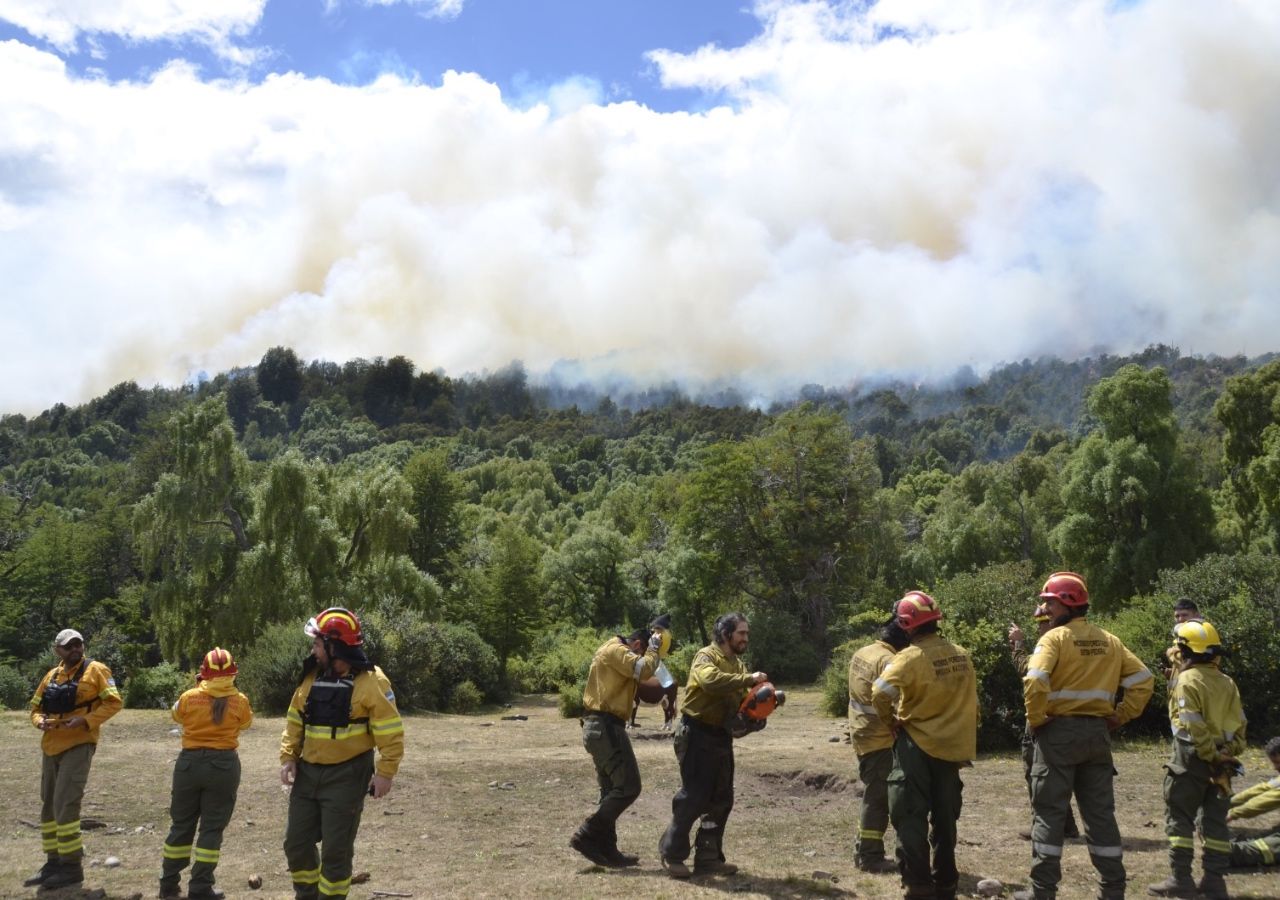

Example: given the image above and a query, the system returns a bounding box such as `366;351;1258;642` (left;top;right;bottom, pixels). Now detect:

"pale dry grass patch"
1;689;1277;898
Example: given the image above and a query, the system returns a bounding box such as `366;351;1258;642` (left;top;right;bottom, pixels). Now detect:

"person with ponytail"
159;647;253;900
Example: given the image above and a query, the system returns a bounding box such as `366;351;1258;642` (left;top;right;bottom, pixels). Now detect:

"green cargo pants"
284;751;374;900
39;743;96;864
1028;717;1125;899
1230;829;1279;867
581;712;642;847
161;748;241;894
659;716;735;867
1162;740;1231;877
856;747;893;865
887;730;963;898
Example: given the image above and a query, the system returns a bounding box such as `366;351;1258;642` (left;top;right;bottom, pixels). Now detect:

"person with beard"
25;628;122;890
1010;604;1080;842
1014;572;1153;900
159;647;253;900
847;614;911;874
280;608;404;900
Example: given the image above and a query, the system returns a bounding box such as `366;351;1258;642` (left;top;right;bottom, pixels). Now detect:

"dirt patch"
757;769;852;795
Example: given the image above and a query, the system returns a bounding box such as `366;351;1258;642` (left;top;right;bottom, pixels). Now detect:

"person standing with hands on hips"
659;612;767;879
280;608;404;900
25;628;122;890
160;647;253;900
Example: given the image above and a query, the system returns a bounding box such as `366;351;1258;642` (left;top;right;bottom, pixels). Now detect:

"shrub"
237;622;313;715
507;625;610;693
363;608;501;711
819;640;860;718
449;680;483;714
125;663;192;709
0;662;29;710
558;679;585;718
742;607;822;683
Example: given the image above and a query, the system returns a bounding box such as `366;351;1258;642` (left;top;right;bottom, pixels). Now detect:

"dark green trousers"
40;743;96;863
1028;717;1125;899
1230;829;1279;867
284;751;374;900
887;730;963;897
1162;740;1231;876
581;713;641;845
161;748;241;893
856;747;893;864
1022;724;1078;834
659;716;734;866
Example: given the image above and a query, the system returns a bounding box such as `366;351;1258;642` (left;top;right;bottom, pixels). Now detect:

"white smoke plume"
1;0;1279;413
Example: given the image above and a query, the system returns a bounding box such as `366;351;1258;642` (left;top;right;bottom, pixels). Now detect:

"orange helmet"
738;682;782;721
199;647;237;681
894;591;942;629
1039;572;1089;608
306;607;363;647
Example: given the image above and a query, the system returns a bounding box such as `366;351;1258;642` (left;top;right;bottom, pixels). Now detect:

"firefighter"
847;616;910;873
1225;735;1280;868
570;621;663;868
1009;604;1079;841
1014;572;1154;900
160;647;254;900
1162;599;1203;714
1148;621;1245;899
281;608;404;900
25;628;122;889
659;612;767;879
871;591;978;900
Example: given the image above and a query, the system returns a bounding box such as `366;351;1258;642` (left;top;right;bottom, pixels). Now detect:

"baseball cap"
54;628;84;647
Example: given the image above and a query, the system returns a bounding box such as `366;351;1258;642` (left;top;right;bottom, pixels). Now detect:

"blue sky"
0;1;1277;412
0;1;760;111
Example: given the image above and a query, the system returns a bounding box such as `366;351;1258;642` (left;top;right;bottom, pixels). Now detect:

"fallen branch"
371;892;414;898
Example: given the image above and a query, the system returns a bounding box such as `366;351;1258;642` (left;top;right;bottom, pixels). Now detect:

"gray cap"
54;628;83;647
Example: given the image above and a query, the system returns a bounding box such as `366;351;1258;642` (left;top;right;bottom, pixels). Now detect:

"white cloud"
0;0;266;55
360;0;465;21
2;0;1280;412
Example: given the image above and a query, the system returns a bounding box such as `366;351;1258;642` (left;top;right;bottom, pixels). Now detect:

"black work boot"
22;856;59;887
187;887;227;899
570;825;618;867
857;856;899;874
42;858;85;888
1147;874;1197;898
600;823;639;866
158;880;182;899
1196;873;1228;900
693;829;737;875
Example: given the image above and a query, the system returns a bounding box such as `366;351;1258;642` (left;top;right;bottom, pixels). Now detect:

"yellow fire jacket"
581;637;659;721
872;632;978;762
29;659;123;756
281;666;404;777
172;682;254;750
1231;774;1280;819
848;640;896;755
1168;664;1246;763
1023;618;1153;729
680;643;755;728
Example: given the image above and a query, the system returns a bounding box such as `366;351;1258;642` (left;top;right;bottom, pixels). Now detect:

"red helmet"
1039;572;1089;608
199;647;237;681
738;682;783;721
306;607;363;647
895;591;942;629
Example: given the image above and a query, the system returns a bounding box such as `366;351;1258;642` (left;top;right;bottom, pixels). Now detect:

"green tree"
403;448;463;584
257;346;304;404
1052;366;1213;606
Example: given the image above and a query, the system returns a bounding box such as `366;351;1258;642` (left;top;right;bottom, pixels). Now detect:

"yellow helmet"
1173;620;1221;655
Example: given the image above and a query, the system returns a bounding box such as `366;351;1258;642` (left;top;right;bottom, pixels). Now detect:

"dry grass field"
2;688;1277;899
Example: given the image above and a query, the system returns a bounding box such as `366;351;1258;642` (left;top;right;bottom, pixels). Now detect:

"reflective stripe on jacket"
848;640;896;754
281;665;404;777
871;632;977;762
1230;775;1280;820
1023;619;1152;729
1169;664;1246;763
29;660;123;756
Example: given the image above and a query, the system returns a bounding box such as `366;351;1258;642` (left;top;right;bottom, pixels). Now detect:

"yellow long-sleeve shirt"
681;643;755;728
29;659;122;756
1231;773;1280;820
1023;618;1153;730
281;666;404;778
872;632;977;763
172;683;253;750
848;640;896;755
581;637;659;721
1168;664;1246;763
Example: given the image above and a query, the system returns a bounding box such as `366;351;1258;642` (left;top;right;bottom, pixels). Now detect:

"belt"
583;710;626;727
681;714;727;734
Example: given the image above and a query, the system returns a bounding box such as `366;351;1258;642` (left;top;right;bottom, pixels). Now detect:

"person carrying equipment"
1225;736;1280;869
1148;620;1245;900
1010;604;1080;841
281;608;404;900
160;647;254;900
571;617;664;868
848;616;911;874
659;612;767;879
1014;572;1154;900
25;628;122;890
